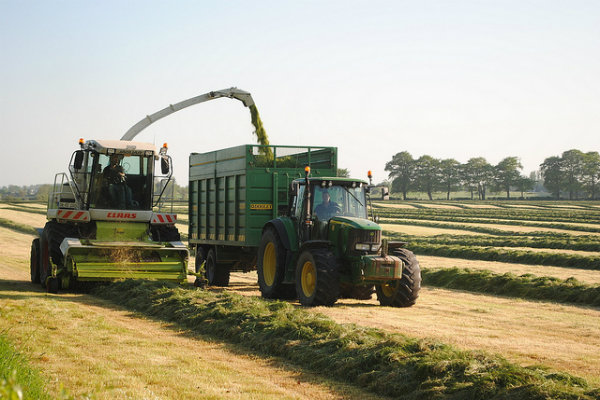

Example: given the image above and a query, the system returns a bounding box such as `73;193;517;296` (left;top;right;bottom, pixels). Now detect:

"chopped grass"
422;268;600;307
92;280;599;399
0;217;37;235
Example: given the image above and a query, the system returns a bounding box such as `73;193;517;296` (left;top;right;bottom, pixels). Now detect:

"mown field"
1;200;599;398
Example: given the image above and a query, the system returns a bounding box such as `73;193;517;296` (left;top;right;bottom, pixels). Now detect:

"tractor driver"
314;189;341;220
103;154;135;209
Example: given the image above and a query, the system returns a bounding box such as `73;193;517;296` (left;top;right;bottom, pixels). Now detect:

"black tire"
257;228;294;299
39;221;77;290
295;248;339;306
194;247;207;287
205;248;230;287
30;238;41;284
376;248;421;307
150;225;181;242
340;283;374;300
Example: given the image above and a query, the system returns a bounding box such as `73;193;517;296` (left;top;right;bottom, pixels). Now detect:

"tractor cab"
290;177;381;254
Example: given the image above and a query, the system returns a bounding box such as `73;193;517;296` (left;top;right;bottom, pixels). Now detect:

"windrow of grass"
92;280;599;399
0;217;37;236
422;268;600;308
0;333;50;400
406;242;600;270
2;205;47;215
383;223;577;238
401;234;600;252
377;212;600;233
373;206;600;224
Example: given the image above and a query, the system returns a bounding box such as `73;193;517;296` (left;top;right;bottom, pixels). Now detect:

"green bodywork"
58;221;187;287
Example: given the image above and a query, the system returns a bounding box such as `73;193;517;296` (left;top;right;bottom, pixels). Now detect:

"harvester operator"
103;154;135;209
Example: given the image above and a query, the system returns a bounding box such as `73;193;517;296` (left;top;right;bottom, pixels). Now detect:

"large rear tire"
30;238;41;284
205;248;230;287
39;221;77;292
257;228;294;299
376;248;421;307
295;248;339;306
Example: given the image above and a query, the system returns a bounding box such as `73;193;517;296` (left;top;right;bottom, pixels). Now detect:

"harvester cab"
30;139;188;293
257;170;421;307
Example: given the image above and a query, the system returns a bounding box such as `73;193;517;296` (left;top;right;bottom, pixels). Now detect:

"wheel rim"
263;242;276;286
381;282;396;298
301;260;316;298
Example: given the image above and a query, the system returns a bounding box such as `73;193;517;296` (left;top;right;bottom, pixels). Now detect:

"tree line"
385;149;600;200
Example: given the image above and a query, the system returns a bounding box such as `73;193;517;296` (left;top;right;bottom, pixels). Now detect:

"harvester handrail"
49;172;79;210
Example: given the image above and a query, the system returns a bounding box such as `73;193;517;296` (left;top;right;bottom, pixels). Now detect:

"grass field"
1;200;599;397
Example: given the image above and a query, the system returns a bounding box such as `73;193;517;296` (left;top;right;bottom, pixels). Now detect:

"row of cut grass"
382;222;580;238
91;280;599;399
405;242;600;270
0;217;37;236
422;268;600;308
0;333;51;400
404;234;600;252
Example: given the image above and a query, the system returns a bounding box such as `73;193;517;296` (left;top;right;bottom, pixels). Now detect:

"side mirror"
74;151;84;170
161;157;170;175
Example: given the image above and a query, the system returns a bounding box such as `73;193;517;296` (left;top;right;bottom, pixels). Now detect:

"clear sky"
1;0;598;187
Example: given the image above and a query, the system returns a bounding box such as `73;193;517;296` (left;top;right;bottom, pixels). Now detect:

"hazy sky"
1;0;598;187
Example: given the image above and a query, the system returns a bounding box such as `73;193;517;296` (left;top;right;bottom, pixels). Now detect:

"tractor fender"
263;218;298;252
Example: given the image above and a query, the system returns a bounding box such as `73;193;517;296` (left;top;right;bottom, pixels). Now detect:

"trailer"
188;144;337;286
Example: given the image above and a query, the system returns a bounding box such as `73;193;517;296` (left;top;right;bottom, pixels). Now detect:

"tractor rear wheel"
30;238;41;284
257;228;294;299
295;248;339;306
205;248;230;287
376;248;421;307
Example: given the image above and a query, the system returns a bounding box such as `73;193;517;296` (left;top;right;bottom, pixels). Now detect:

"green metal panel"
188;144;337;248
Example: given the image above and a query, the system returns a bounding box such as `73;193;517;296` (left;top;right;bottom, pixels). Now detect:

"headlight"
371;244;381;252
355;243;370;251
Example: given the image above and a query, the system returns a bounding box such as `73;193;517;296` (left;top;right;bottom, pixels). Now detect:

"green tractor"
257;168;421;307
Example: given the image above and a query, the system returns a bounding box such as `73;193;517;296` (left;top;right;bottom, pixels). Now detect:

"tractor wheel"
39;221;76;290
295;248;339;306
194;247;207;287
39;229;51;289
205;248;230;287
257;228;294;299
376;248;421;307
340;283;374;300
30;238;41;284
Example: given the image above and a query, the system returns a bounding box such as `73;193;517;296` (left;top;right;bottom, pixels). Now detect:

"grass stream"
92;280;599;399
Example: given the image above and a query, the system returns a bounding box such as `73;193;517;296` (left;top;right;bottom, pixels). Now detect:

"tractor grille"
349;228;381;254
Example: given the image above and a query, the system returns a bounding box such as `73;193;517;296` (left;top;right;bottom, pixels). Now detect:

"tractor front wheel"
295;248;339;306
376;248;421;307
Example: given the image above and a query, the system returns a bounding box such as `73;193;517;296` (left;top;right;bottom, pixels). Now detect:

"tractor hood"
329;216;381;230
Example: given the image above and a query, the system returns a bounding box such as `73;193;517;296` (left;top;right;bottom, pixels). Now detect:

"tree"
414;155;440;200
385;152;414;200
463;158;494;200
438;159;461;200
337;168;350;178
561;149;585;200
582;152;600;199
495;156;523;199
540;156;563;199
515;175;535;199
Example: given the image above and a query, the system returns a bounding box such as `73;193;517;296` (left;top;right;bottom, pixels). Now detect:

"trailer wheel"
30;238;41;284
376;248;421;307
257;228;294;299
194;247;207;287
205;248;230;287
295;248;339;306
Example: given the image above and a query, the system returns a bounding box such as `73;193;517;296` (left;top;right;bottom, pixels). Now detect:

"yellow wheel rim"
381;282;396;298
263;242;276;286
301;260;316;298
